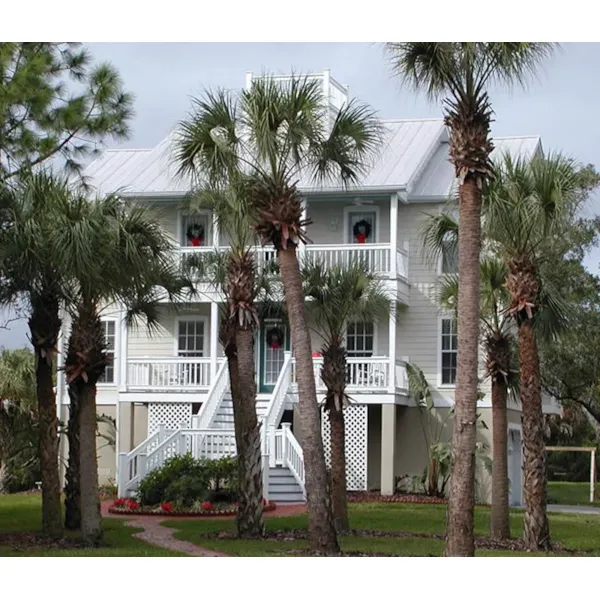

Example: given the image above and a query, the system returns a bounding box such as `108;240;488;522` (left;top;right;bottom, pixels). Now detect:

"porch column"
381;404;397;495
210;301;219;378
389;193;398;275
118;304;128;393
388;302;397;394
299;198;308;259
118;401;134;454
212;213;219;247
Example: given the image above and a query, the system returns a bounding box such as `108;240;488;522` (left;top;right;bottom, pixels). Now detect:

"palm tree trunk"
0;461;10;494
278;246;339;554
64;387;81;530
29;298;63;539
77;380;103;546
232;326;264;538
490;379;510;540
328;407;348;533
519;319;550;551
446;176;481;557
322;342;349;533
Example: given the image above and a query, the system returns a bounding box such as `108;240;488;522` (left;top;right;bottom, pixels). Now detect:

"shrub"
137;454;209;506
205;456;238;492
164;475;209;508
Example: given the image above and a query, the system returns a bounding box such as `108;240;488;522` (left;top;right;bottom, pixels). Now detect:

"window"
177;320;205;357
441;237;458;274
346;322;374;357
441;318;457;385
181;213;210;247
98;320;116;384
348;210;376;244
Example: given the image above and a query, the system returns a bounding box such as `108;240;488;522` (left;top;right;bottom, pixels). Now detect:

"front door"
259;319;289;393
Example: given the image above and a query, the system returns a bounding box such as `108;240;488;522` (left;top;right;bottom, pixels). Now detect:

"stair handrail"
281;423;306;495
195;360;229;430
262;351;293;433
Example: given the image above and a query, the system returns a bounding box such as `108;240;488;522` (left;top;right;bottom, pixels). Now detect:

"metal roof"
80;120;542;201
409;135;543;199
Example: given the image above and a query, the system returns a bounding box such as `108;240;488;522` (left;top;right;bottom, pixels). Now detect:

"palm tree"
0;348;38;493
302;259;390;532
181;182;280;538
484;153;578;550
58;193;188;546
434;254;517;539
0;172;76;538
386;42;556;555
175;77;382;553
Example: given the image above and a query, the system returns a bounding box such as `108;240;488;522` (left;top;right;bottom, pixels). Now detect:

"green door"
259;319;290;393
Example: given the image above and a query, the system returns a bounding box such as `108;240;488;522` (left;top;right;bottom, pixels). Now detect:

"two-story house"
56;70;553;505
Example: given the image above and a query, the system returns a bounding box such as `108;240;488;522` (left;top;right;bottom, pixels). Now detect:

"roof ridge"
381;117;444;123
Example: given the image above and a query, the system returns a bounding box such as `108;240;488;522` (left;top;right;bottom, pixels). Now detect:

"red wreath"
186;223;205;247
353;219;372;244
267;327;284;350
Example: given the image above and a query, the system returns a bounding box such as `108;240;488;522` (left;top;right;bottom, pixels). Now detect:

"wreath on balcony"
186;223;205;247
353;219;372;244
266;326;284;350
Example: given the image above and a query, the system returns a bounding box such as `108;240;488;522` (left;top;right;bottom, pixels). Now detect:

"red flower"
201;501;214;511
262;498;268;506
160;502;173;512
113;498;127;507
126;499;140;510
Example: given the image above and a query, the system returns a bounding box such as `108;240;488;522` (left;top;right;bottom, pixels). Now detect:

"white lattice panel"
148;403;192;435
321;405;368;491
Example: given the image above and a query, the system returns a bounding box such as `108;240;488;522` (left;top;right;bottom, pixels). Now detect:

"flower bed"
108;497;277;517
347;492;489;507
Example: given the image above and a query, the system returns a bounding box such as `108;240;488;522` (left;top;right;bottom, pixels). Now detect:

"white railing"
194;360;229;430
118;426;237;494
270;424;305;495
261;351;293;430
117;424;174;495
127;357;212;391
177;243;409;281
292;356;393;393
306;243;391;274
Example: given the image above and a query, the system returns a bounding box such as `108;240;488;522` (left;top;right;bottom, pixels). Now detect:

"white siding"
127;303;213;358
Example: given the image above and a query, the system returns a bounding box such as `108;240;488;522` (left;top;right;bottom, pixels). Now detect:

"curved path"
101;501;307;557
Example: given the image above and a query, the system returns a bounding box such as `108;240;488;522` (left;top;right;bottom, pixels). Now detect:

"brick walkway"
102;500;307;557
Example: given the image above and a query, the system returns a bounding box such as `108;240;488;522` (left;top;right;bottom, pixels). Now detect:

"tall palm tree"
484;153;577;550
58;193;188;546
175;77;382;553
182;182;279;538
386;42;556;555
302;259;390;532
0;172;76;538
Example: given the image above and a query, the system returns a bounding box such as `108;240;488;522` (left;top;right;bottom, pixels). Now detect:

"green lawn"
547;481;600;506
164;501;600;557
3;492;600;556
0;493;184;557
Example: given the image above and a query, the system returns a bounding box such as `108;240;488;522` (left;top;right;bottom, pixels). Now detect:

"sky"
3;42;600;349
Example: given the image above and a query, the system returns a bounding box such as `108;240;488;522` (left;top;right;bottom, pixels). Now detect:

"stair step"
269;493;305;504
268;483;301;494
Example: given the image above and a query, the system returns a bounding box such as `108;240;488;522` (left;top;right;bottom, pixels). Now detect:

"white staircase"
117;352;306;503
268;466;304;503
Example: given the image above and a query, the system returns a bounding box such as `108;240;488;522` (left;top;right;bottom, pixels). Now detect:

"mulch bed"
215;528;583;556
108;502;277;518
347;491;490;507
0;532;88;552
